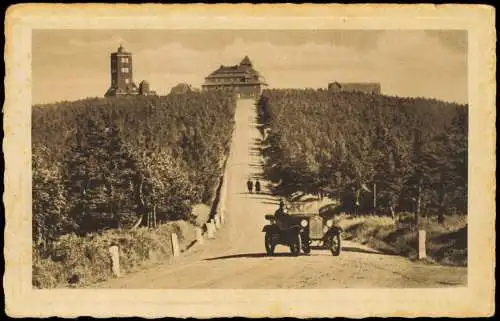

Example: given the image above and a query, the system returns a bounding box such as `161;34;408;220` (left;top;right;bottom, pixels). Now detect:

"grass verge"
335;213;467;267
32;220;196;288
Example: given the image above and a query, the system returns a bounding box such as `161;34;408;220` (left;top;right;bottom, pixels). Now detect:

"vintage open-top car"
262;201;342;256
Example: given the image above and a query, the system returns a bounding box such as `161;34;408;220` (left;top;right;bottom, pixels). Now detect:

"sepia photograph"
4;4;495;318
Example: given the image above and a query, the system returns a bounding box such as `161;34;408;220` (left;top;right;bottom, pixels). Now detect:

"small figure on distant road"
247;179;253;193
255;179;261;193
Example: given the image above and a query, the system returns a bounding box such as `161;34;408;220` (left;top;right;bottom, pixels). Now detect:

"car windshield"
285;202;319;215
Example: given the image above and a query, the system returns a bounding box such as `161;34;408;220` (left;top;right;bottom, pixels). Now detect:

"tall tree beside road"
258;89;468;216
32;146;74;253
32;90;236;248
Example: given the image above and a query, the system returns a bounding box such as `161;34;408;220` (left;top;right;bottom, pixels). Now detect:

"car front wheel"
265;232;275;255
327;233;341;256
301;234;311;254
289;233;301;256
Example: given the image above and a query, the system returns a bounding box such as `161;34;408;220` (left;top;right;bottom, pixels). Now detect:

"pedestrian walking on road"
255;179;261;193
247;179;253;193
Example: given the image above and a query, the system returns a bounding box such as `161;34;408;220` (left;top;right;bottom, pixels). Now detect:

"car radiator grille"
309;217;323;239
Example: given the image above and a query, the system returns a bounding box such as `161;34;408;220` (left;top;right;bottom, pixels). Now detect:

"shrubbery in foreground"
336;214;467;266
32;221;195;288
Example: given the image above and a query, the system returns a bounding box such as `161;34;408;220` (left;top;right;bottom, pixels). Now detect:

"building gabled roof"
207;56;259;77
209;64;242;75
115;44;131;55
240;55;252;67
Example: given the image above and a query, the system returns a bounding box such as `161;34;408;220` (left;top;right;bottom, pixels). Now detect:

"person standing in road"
247;179;253;193
255;179;261;193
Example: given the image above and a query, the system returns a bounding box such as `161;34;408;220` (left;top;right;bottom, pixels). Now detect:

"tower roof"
240;56;252;67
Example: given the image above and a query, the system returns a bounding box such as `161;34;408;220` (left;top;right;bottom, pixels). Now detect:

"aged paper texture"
4;3;495;318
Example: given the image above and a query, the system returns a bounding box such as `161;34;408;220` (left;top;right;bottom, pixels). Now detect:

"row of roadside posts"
108;211;226;278
108;173;228;278
204;213;223;240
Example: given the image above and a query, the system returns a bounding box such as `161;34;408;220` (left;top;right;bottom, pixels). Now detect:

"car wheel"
301;235;311;254
289;233;301;256
328;233;341;256
265;232;275;255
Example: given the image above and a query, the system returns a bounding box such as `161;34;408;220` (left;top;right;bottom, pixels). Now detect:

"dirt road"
96;99;467;289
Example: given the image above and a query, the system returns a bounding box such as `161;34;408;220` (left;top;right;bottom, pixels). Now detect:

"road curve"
95;99;467;289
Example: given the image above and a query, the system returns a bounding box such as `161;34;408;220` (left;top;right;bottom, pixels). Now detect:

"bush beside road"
33;220;196;288
336;213;467;266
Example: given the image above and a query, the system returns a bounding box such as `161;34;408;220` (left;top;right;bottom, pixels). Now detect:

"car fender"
290;225;304;234
282;225;303;235
262;225;279;233
325;226;342;236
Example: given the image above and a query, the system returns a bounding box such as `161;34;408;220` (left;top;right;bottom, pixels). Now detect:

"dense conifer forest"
257;89;468;218
32;91;236;253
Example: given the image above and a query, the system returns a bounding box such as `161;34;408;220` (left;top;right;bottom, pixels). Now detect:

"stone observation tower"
105;45;156;97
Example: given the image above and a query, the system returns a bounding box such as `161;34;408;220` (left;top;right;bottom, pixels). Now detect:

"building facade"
202;56;267;98
105;45;156;97
328;82;381;95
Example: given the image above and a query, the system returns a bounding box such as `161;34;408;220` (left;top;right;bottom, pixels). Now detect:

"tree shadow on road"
341;246;397;256
237;192;275;197
204;252;304;261
260;201;282;205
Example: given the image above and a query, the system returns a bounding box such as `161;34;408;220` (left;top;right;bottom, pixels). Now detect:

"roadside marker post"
215;214;221;229
171;233;180;257
206;220;216;239
109;245;121;277
418;230;427;259
195;227;204;245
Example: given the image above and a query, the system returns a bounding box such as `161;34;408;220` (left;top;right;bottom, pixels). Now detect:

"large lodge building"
104;46;382;98
202;56;267;98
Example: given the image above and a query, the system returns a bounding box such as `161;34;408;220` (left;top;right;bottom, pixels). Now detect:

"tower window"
121;67;129;73
121;57;129;63
125;79;129;84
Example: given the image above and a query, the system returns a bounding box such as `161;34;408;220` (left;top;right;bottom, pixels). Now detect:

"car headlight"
300;219;308;227
326;219;333;227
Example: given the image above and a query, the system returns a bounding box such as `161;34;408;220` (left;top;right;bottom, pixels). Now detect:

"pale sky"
32;30;467;105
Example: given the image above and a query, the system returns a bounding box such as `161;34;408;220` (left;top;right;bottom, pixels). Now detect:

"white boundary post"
206;220;215;239
418;230;427;259
171;233;180;257
109;245;121;277
195;227;204;245
214;214;221;229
